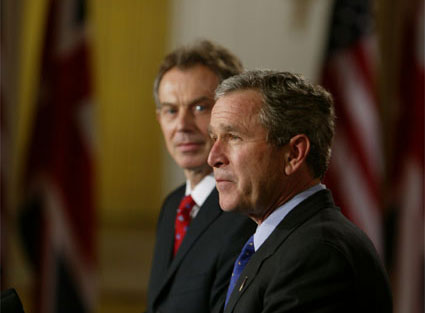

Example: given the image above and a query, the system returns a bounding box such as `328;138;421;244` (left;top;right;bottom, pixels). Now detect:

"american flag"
321;0;384;254
19;0;97;312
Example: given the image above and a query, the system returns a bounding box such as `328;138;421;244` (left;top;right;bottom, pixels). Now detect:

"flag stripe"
350;38;378;100
324;62;381;199
330;131;383;252
333;53;382;176
321;0;383;255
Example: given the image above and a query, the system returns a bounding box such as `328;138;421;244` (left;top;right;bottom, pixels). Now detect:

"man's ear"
284;134;310;175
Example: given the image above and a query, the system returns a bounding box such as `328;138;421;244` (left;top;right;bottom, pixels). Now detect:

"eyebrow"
208;124;242;135
160;96;213;108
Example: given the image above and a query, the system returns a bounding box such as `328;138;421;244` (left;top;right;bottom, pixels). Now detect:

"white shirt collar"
253;184;325;251
184;174;216;217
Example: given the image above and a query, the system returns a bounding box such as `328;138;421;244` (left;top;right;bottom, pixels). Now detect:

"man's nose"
176;109;195;131
208;139;227;168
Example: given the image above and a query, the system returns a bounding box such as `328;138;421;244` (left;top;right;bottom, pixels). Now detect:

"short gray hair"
153;39;243;107
215;70;335;179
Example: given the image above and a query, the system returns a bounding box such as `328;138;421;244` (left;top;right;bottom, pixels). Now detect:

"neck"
184;166;212;190
253;177;321;225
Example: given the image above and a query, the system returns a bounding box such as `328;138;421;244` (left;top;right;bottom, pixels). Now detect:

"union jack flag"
19;0;97;312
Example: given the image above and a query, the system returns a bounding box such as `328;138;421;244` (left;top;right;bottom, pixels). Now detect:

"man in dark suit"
208;70;393;313
146;40;256;313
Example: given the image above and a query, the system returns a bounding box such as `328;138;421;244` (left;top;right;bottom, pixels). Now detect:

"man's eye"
163;107;177;115
195;105;206;112
210;134;217;142
229;134;241;141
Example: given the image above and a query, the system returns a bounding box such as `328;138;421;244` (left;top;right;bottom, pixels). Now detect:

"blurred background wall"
1;0;423;312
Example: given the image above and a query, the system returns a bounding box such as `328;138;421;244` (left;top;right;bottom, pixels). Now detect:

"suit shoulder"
303;208;378;253
156;184;186;223
162;184;186;206
286;207;385;276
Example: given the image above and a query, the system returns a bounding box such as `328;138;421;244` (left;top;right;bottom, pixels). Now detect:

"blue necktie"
224;235;255;307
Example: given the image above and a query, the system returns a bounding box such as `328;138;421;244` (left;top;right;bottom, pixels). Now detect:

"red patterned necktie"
173;195;196;256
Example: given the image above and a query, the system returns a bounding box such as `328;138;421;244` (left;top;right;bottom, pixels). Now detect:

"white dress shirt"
184;173;216;218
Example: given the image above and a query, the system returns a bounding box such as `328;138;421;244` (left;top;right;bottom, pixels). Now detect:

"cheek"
159;119;174;137
232;150;256;187
236;148;271;188
195;115;211;135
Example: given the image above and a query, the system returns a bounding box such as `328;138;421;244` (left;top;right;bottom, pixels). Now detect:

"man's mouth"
215;175;234;187
176;142;203;152
215;179;233;192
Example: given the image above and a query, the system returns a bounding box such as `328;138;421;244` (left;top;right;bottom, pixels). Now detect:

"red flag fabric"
391;2;424;313
19;0;97;312
321;0;384;254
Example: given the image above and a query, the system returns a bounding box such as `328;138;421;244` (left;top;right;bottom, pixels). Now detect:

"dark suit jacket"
221;189;392;313
1;288;25;313
146;185;256;313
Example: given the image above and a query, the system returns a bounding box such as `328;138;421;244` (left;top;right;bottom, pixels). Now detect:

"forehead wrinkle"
223;124;243;133
208;122;229;135
210;121;249;137
211;113;253;137
212;90;263;135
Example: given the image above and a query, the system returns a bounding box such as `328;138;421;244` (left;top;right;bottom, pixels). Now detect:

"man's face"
208;90;288;219
157;65;219;172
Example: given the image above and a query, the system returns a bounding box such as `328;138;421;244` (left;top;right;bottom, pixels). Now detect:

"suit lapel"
159;188;184;269
224;190;336;313
149;186;184;306
154;189;222;306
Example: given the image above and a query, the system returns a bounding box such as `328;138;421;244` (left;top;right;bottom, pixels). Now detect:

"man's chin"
219;198;254;220
218;197;239;212
178;159;211;172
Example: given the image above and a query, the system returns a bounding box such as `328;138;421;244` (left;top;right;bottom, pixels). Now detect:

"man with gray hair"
146;40;255;313
208;70;392;313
